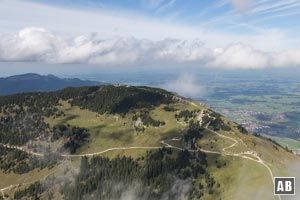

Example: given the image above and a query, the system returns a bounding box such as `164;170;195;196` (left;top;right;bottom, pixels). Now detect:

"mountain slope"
0;85;299;200
0;73;103;96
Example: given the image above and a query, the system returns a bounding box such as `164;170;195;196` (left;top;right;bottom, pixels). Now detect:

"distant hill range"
0;73;104;95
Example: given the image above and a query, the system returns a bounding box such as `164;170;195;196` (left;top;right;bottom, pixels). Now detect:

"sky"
0;0;300;74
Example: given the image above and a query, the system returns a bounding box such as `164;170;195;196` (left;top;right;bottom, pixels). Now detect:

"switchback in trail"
0;127;281;200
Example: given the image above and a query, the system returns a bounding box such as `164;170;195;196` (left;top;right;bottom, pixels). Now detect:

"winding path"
201;122;280;200
0;129;281;200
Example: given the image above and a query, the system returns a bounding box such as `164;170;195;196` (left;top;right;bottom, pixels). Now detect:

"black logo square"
274;177;295;195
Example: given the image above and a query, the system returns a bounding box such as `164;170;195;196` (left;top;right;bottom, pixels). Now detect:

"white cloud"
0;27;60;61
0;27;300;69
209;44;300;69
247;0;300;15
0;0;294;51
162;73;207;98
0;27;211;66
272;49;300;68
209;43;269;69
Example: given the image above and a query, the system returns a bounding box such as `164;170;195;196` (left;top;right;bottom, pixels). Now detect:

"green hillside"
0;85;299;200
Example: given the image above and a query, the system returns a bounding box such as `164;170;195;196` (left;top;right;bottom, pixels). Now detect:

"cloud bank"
0;27;300;69
162;74;207;98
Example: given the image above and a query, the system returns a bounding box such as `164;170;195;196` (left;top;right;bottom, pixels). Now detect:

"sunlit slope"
197;119;300;200
0;85;299;200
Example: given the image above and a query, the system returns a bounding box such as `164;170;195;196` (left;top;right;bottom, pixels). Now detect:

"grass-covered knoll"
0;85;177;148
0;85;300;200
0;85;175;115
43;98;206;157
68;85;175;114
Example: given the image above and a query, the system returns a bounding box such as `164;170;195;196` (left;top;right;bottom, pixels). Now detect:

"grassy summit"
0;85;299;200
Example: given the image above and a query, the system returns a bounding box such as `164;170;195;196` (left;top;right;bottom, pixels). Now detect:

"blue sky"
0;0;299;73
25;0;300;41
2;0;300;47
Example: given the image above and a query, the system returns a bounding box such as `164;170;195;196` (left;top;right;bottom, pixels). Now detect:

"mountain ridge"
0;73;105;96
0;85;299;200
